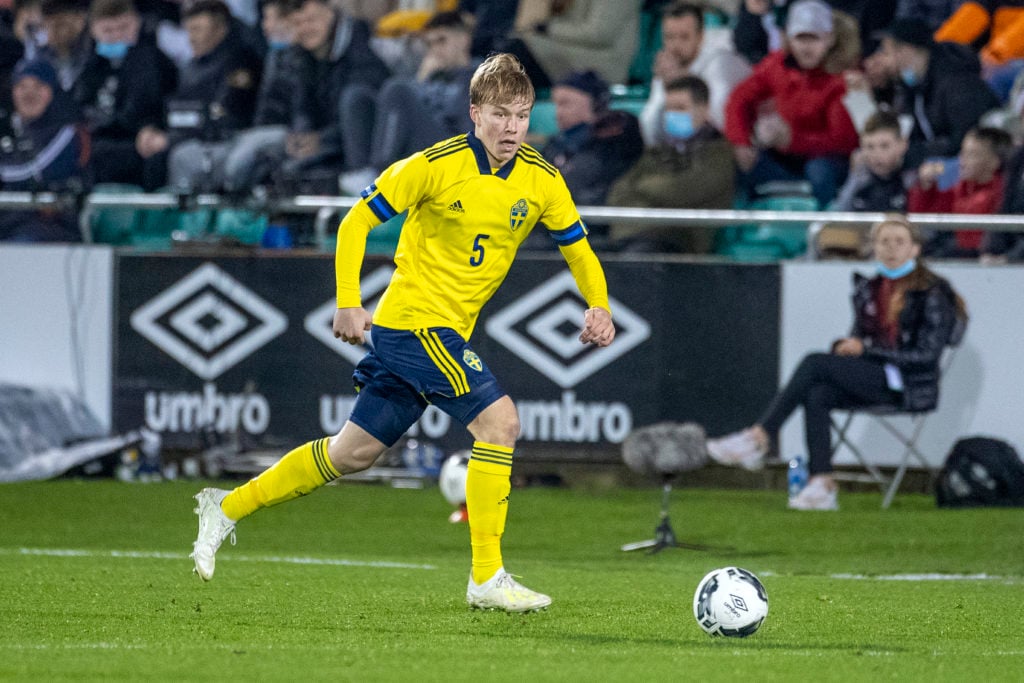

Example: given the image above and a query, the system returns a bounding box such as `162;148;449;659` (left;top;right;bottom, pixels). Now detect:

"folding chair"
829;318;966;508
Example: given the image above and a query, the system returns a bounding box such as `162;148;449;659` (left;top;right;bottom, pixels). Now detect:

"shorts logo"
462;349;483;372
509;198;528;231
485;271;650;388
130;263;287;380
303;266;395;366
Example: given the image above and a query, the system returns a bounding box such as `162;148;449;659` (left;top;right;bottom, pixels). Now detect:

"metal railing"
2;191;1022;255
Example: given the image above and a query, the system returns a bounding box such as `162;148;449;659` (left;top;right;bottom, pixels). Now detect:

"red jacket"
724;51;859;158
908;173;1005;250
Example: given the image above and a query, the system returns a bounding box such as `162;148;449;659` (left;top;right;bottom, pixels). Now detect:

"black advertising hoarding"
113;253;779;459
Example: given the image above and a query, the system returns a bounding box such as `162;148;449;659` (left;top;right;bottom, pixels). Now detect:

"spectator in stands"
75;0;177;185
0;59;86;241
0;18;24;127
337;9;474;196
725;0;860;208
707;215;968;510
733;0;790;66
895;0;958;31
37;0;89;91
214;0;293;193
459;0;517;59
985;114;1024;261
883;17;1001;168
134;0;261;191
607;75;734;254
908;126;1012;258
225;0;389;194
934;1;1024;102
496;0;641;88
639;1;750;144
11;0;45;60
833;110;914;213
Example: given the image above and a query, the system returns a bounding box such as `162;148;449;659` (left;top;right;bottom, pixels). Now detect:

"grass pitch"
0;479;1022;681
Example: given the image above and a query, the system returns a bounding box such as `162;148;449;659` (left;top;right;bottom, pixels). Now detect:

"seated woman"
707;215;968;510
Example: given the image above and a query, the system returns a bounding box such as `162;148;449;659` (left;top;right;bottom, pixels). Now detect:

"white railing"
2;191;1022;255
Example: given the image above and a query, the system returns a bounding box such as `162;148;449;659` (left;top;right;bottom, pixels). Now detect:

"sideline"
0;546;437;570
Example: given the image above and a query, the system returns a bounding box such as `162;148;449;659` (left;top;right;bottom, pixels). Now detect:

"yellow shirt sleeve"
559;236;611;315
335;202;378;308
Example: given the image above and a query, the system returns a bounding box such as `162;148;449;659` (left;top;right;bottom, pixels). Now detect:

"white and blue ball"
693;566;769;637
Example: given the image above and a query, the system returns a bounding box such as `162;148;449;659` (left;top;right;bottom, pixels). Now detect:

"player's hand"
579;307;615;347
332;307;373;345
833;337;864;357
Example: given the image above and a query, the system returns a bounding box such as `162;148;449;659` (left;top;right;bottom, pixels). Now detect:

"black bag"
935;437;1024;507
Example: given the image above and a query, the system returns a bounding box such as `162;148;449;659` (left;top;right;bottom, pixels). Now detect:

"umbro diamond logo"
485;271;650;388
130;263;287;380
447;199;465;213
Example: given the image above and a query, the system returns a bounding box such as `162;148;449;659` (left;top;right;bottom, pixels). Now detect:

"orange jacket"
935;0;1024;64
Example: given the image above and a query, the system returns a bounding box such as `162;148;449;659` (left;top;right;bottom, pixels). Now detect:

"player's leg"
192;351;423;581
462;396;551;611
191;424;388;582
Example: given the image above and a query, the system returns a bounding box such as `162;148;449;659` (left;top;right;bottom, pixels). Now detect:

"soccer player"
190;53;616;612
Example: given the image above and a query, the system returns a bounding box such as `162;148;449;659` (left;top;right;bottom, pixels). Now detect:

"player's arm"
558;235;615;347
333;201;378;344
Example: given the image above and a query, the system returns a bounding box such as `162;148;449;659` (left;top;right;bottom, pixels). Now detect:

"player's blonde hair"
469;53;536;107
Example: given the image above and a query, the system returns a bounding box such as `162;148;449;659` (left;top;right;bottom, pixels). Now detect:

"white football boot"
466;568;551;612
190;488;236;581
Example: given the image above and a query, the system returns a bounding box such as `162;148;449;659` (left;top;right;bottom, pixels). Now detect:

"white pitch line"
0;547;436;570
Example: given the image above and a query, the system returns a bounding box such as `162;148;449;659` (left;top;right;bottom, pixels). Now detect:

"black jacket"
893;42;1001;167
542;110;643;206
74;30;178;141
280;12;389;152
849;269;963;412
168;30;262;144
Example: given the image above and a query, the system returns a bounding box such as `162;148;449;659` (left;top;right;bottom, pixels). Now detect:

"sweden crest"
463;349;483;371
509;199;528;231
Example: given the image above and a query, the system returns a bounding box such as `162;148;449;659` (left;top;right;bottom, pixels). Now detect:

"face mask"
899;68;920;87
268;39;291;51
876;258;916;279
32;27;48;47
663;111;695;140
96;41;130;60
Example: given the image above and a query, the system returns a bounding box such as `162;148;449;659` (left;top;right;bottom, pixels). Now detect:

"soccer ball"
438;451;470;506
693;566;769;638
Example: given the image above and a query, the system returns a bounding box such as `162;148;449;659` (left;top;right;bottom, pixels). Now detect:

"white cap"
786;0;833;37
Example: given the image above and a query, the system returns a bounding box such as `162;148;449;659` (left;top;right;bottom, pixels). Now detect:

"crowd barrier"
3;191;1024;255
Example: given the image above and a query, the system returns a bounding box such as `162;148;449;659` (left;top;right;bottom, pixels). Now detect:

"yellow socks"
220;438;339;522
466;441;513;584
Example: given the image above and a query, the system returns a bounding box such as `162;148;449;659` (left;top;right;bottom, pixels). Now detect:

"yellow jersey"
336;131;609;340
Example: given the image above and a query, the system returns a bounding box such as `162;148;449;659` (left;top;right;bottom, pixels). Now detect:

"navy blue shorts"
348;326;506;446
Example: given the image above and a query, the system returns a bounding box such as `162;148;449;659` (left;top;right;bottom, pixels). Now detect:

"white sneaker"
338;167;378;196
706;429;767;471
788;477;839;511
190;488;236;581
466;568;551;612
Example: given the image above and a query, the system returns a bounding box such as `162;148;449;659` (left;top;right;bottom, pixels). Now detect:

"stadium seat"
529;100;558;138
717;192;818;261
828;318;967;508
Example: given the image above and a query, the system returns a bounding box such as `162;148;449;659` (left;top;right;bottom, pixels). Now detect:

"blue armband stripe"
550;220;587;245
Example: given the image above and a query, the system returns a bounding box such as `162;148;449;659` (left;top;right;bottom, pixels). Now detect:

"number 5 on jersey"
470;234;490;266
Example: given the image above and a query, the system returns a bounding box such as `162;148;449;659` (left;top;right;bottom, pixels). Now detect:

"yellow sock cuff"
311;437;341;481
469;441;513;474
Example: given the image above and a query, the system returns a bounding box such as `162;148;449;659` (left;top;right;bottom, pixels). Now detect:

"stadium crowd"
1;0;1023;259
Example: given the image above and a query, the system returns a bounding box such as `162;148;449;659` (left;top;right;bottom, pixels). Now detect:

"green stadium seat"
717;194;819;261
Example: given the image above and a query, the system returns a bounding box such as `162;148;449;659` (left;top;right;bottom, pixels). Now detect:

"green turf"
0;480;1022;681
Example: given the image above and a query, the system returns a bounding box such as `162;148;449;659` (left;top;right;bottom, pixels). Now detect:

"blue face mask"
663;111;695;140
96;41;130;60
876;258;917;279
268;39;291;51
899;68;920;87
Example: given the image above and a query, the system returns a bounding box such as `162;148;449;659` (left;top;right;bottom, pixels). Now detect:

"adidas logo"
447;199;465;213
